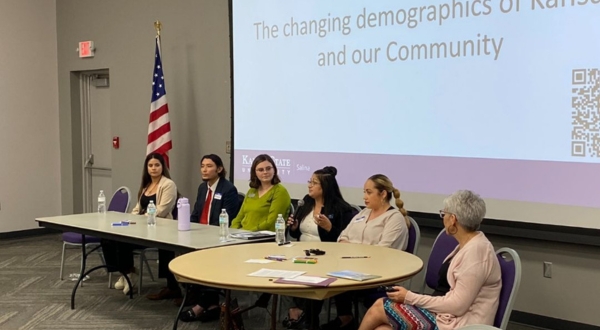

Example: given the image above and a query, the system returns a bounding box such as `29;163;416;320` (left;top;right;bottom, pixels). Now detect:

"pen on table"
341;256;370;259
265;256;286;261
278;241;291;246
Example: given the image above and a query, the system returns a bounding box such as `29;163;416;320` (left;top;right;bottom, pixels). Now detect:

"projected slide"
232;0;600;226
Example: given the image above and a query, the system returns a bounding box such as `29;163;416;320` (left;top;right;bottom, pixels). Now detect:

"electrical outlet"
543;261;552;278
226;141;231;154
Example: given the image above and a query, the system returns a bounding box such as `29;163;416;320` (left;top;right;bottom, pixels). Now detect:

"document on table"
274;276;337;287
286;276;329;283
247;268;306;278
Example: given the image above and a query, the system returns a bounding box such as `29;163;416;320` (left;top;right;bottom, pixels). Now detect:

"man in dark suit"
191;154;239;225
147;154;240;308
177;154;241;323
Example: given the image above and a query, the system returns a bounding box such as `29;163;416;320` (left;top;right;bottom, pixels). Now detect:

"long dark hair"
249;154;281;189
201;154;227;179
137;153;172;201
295;166;350;222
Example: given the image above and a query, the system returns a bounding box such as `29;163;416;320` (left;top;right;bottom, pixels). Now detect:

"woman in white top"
321;174;411;330
284;166;355;329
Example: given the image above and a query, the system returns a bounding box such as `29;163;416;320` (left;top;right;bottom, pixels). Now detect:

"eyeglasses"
439;210;455;218
256;166;273;173
307;180;320;186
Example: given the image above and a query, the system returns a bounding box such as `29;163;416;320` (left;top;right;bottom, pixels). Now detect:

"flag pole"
154;20;162;37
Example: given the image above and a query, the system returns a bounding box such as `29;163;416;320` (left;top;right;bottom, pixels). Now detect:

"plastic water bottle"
97;190;106;214
219;209;229;242
177;197;191;231
147;201;157;226
276;214;286;245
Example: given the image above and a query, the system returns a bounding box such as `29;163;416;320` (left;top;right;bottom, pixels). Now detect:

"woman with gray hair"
358;190;502;330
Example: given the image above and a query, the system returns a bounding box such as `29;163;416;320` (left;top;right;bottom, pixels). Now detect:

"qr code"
572;69;600;157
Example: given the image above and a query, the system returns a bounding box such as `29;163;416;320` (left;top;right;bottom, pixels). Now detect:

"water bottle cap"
178;197;189;204
100;190;103;193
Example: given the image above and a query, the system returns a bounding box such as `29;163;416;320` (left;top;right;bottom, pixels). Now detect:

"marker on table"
341;256;370;259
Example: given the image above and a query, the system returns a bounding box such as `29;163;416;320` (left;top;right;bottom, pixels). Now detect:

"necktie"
199;188;213;225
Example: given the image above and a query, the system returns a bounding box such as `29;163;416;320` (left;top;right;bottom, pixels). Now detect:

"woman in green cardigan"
231;154;292;231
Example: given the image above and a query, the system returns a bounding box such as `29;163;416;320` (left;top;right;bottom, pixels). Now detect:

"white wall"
0;0;60;232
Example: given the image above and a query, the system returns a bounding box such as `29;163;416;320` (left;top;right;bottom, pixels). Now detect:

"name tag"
214;193;222;200
354;216;366;222
248;193;256;198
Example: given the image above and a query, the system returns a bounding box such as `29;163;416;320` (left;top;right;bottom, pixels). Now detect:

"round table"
170;241;423;330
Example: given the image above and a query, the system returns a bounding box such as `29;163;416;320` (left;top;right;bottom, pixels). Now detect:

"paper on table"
247;268;305;278
258;230;276;235
245;259;274;264
285;275;329;283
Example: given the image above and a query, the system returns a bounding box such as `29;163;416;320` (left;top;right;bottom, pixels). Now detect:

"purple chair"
494;248;521;329
457;248;521;330
420;229;459;293
406;216;420;255
59;187;131;280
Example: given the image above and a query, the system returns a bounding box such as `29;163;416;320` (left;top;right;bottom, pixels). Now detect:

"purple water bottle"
177;197;191;231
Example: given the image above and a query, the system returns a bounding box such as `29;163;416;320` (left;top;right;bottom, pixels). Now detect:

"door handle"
84;154;110;171
84;154;94;167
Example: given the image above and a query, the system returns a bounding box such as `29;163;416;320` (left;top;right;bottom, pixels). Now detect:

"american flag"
146;35;172;167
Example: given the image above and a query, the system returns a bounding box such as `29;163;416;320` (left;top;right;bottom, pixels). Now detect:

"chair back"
108;186;131;213
237;192;245;207
172;204;178;220
421;229;459;293
406;216;420;255
349;204;362;214
494;248;522;329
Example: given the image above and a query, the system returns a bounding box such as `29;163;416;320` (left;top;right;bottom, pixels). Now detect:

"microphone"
286;199;304;237
293;199;305;221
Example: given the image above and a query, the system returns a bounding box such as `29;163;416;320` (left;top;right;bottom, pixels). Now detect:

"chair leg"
138;252;144;293
98;250;106;267
79;246;85;288
143;254;155;282
326;298;331;321
60;242;67;280
108;273;112;289
353;298;360;324
277;293;283;322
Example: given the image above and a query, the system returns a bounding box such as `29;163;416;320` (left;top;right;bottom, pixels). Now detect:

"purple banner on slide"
234;150;600;208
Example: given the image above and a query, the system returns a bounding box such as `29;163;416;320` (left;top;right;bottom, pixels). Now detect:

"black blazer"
289;195;356;242
190;179;239;226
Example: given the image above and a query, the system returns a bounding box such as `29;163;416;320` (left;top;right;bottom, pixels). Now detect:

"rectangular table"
36;211;271;309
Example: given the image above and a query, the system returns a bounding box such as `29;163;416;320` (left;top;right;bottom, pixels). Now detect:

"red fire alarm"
78;41;95;58
112;137;120;149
